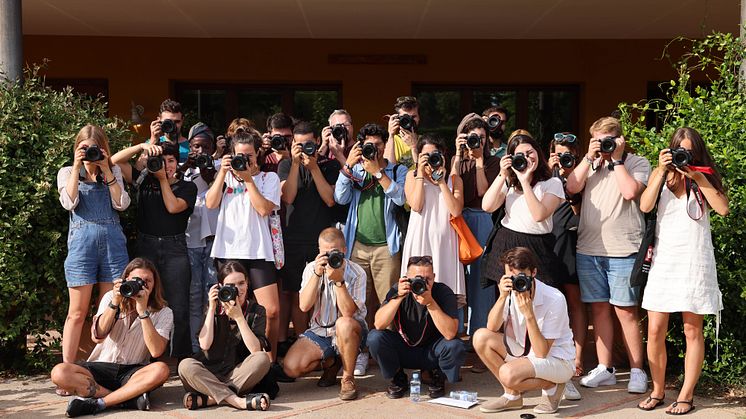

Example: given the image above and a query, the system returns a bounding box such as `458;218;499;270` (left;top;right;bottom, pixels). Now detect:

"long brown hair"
669;127;726;197
506;133;553;192
119;258;167;313
73;124;114;169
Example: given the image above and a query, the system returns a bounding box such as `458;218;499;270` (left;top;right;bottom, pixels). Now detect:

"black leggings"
214;258;277;290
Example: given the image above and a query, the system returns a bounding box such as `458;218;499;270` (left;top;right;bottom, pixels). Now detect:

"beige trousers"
178;352;271;403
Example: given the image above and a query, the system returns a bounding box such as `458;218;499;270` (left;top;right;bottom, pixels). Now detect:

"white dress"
642;184;722;314
401;179;466;298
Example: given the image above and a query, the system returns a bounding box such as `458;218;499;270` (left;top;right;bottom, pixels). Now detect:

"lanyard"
502;296;531;357
396;306;430;347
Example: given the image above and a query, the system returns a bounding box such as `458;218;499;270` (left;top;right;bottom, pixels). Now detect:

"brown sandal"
183;392;209;410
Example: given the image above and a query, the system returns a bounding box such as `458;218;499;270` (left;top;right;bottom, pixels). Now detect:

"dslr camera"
194;154;213;170
218;284;238;302
487;115;502;133
83;145;104;162
511;152;528;172
407;275;428;295
160;119;178;140
120;277;146;298
331;124;348;142
670;147;692;168
146;155;164;173
558;152;577;169
510;273;533;293
360;142;378;160
231;154;248;171
301;141;318;156
397;114;416;132
427;151;444;169
599;136;617;154
270;134;287;151
325;249;345;269
466;133;482;150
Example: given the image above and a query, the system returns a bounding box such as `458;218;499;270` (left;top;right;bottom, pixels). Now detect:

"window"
175;83;341;134
46;78;109;112
413;85;579;153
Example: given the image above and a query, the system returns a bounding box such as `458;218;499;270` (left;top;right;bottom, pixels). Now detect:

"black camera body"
160;119;178;140
466;133;482;149
83;145;104;162
331;124;348;141
398;114;416;132
120;277;146;298
558;152;577;169
325;249;345;269
218;284;238;302
511;273;533;293
487;115;502;133
194;154;213;170
302;141;318;156
670;147;692;168
361;142;378;160
231;154;248;172
600;136;617;154
427;151;444;168
146;155;164;173
270;135;286;151
511;152;528;172
407;275;428;295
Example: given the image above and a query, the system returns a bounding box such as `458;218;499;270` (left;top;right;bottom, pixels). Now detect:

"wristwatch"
373;170;383;180
138;310;151;319
609;160;624;170
333;280;346;288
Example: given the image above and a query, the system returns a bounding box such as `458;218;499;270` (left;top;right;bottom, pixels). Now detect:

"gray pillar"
0;0;23;83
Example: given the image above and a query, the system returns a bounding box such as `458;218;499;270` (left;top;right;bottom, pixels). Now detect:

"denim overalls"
64;178;129;287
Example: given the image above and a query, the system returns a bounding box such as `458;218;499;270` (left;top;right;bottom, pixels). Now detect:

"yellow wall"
24;36;677;137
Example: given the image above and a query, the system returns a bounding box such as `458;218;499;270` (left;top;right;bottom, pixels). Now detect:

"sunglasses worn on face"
407;256;433;267
553;133;577;144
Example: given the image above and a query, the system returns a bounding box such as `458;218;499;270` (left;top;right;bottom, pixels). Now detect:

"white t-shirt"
501;177;564;234
211;171;281;261
184;163;220;249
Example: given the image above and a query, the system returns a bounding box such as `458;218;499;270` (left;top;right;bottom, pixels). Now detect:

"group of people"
49;96;728;417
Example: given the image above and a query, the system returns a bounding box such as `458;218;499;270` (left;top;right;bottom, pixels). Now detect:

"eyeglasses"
553;133;577;144
407;256;433;267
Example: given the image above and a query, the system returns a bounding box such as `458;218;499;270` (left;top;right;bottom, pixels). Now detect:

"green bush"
0;64;134;372
619;32;746;386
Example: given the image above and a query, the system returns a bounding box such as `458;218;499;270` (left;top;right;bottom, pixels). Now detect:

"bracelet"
107;301;119;310
415;176;424;180
106;178;117;186
313;270;323;278
584;156;594;165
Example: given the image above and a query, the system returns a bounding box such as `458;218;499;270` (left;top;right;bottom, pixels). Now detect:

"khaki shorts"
505;354;575;384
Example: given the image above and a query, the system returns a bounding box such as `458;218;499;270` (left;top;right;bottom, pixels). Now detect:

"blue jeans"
576;253;639;307
462;208;497;335
188;238;217;353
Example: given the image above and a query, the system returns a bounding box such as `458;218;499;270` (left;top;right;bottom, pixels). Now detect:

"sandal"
55;387;71;397
637;395;665;411
666;400;696;415
183;392;209;410
245;393;270;411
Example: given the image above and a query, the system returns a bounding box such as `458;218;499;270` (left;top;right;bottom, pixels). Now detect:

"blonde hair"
73;124;113;168
589;117;622;137
508;129;533;142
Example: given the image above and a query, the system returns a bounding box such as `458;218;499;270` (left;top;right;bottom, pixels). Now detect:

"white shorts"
505;353;575;384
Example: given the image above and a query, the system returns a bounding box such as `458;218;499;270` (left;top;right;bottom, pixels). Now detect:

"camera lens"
302;141;318;156
270;135;286;151
511;153;528;172
466;133;482;149
361;143;378;160
195;154;212;169
427;151;444;168
487;115;502;132
217;285;238;302
670;148;692;168
83;145;104;162
559;152;576;169
409;276;428;295
231;154;248;171
600;136;617;154
120;278;144;298
398;114;416;131
327;250;345;269
146;156;163;173
331;124;348;141
511;273;533;293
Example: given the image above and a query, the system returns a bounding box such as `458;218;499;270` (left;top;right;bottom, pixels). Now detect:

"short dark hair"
159;99;182;115
266;113;294;132
357;123;388;143
231;130;261;153
499;247;539;272
415;134;446;155
161;142;179;159
394;96;419;112
482;105;510;121
461;117;489;135
293;120;315;137
218;260;248;284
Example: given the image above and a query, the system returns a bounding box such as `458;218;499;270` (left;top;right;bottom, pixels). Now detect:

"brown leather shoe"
318;356;342;387
534;383;565;414
479;395;523;413
339;376;358;401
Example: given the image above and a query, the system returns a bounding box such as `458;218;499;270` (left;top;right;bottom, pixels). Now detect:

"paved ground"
1;355;744;419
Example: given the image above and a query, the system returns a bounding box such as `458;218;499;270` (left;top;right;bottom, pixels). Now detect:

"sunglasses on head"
553;133;577;144
407;256;433;267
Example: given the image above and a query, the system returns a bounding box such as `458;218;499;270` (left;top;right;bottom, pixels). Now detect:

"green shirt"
355;177;387;245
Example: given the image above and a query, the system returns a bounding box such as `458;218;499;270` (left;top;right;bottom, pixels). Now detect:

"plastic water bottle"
450;391;478;402
410;371;421;402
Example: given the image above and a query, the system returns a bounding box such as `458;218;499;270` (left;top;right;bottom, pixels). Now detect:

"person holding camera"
402;134;465;309
320;109;355;162
482;106;510;158
111;141;197;358
260;113;293;173
368;255;464;399
335;123;408;329
565;116;650;394
57;125;130;372
178;261;274;411
635;128;728;415
51;258;173;417
473;247;575;414
481;132;568;290
281;228;367;400
207;130;282;366
215;118;255;159
139;99;189;165
383;96;420;169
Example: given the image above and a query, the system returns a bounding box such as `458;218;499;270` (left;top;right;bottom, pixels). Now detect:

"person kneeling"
368;255;465;399
282;227;367;401
178;261;275;411
474;247;576;414
51;258;173;417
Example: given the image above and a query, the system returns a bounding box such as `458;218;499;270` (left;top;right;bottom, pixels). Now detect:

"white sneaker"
627;368;649;394
564;381;582;400
353;352;369;376
579;364;617;388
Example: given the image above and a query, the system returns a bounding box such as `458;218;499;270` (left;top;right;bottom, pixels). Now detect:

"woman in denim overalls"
57;125;130;370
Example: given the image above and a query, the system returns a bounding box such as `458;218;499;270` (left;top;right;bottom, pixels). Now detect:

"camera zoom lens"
511;153;528;172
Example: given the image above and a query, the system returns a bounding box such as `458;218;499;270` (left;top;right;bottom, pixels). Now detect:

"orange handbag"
450;215;483;265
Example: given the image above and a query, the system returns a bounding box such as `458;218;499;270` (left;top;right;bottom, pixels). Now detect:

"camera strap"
312;272;341;329
685;178;705;221
396;307;429;347
502;297;531;357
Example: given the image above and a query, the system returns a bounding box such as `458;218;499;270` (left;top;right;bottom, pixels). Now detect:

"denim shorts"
300;326;368;361
576;253;639;306
65;221;129;288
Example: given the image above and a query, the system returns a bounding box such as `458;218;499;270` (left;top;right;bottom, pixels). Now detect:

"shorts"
505;354;574;384
300;327;368;361
65;221;129;288
79;361;147;391
278;242;319;292
576;253;639;306
214;258;277;290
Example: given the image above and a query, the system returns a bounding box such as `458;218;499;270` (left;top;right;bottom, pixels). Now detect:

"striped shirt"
300;259;367;344
88;291;173;365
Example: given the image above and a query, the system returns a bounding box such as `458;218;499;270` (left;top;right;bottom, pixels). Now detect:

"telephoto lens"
408;275;428;295
466;133;482;149
231;154;248;171
361;142;378;160
301;141;318;156
83;145;104;162
398;114;416;131
218;284;238;302
511;273;533;293
427;151;444;168
120;277;146;298
326;249;345;269
487;115;502;132
270;135;286;151
146;155;164;173
559;152;577;169
331;124;348;141
600;136;617;154
511;152;528;172
195;154;213;169
160;119;177;137
670;147;693;168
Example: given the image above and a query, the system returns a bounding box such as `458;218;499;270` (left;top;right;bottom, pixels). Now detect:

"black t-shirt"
133;167;197;236
277;157;342;243
383;282;458;347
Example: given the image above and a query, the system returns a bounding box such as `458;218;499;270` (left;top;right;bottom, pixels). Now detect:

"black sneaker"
122;392;150;411
386;370;409;399
271;362;295;383
66;398;101;418
318;356;342;387
427;368;446;399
